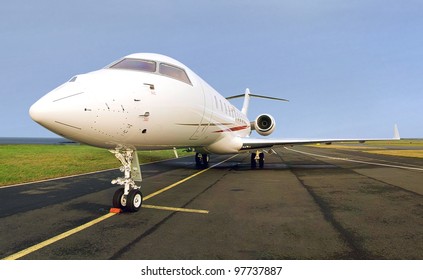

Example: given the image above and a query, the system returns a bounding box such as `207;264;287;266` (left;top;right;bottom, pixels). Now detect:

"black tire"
112;188;126;208
195;153;202;168
202;153;209;167
259;153;264;168
125;189;143;212
251;153;257;169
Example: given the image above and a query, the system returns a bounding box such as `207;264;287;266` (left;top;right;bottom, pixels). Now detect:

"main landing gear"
110;149;143;212
251;151;265;169
195;152;209;168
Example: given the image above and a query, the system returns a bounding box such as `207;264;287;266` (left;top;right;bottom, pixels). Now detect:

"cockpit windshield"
108;58;192;85
159;63;192;85
109;58;156;72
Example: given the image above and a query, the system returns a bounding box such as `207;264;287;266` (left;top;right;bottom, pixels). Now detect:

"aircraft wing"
240;137;379;150
240;125;400;151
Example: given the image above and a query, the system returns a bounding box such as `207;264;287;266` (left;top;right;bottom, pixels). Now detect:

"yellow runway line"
3;155;236;260
2;213;116;260
143;155;237;201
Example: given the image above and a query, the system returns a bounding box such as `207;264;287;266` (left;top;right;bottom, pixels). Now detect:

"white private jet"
29;53;400;212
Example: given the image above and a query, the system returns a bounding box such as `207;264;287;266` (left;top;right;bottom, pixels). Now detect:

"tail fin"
241;88;251;115
226;88;288;116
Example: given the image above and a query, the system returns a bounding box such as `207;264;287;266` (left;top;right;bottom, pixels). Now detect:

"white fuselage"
30;53;251;154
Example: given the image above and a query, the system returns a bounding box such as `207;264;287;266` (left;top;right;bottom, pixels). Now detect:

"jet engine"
251;114;276;136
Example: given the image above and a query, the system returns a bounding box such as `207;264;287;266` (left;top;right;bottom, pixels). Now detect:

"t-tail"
226;88;289;116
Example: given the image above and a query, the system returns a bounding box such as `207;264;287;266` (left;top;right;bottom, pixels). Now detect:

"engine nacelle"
251;114;276;136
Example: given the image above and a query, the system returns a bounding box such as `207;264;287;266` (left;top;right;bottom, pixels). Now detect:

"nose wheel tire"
112;188;126;208
112;188;143;212
125;189;143;212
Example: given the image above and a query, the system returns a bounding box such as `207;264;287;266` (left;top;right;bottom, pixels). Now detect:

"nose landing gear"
110;148;143;212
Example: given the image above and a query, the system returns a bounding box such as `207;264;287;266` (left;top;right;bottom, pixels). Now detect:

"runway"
1;145;422;260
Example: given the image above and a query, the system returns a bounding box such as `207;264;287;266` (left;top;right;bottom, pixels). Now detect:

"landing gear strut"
110;148;143;212
195;152;209;168
251;151;264;169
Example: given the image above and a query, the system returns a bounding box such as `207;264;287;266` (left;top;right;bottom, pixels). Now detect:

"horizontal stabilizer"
226;88;288;115
226;93;289;102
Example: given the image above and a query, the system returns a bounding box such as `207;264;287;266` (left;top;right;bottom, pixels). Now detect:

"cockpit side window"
159;63;192;85
109;58;156;72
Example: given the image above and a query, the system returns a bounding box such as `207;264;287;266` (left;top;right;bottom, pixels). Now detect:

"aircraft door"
189;83;212;140
131;83;152;138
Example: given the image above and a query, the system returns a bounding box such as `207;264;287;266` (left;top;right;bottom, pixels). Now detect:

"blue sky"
1;0;422;138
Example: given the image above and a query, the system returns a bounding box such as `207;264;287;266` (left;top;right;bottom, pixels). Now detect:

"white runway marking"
285;147;423;172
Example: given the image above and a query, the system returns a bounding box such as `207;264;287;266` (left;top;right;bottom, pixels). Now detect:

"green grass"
313;140;423;148
0;144;193;186
364;139;423;147
312;139;423;159
364;150;423;159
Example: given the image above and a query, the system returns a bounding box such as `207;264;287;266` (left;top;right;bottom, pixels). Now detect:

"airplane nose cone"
29;97;76;128
30;81;89;140
29;88;87;138
29;99;50;125
29;100;43;123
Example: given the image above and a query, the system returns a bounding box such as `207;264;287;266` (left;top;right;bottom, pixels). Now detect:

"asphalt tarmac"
1;146;422;260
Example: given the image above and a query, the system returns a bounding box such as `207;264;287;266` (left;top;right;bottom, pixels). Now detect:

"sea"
0;137;77;145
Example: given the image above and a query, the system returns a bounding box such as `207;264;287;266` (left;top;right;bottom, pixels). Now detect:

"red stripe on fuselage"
213;125;248;133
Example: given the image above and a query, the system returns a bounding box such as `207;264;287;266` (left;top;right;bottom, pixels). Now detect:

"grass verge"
363;140;423;147
311;140;423;159
0;144;193;187
363;150;423;159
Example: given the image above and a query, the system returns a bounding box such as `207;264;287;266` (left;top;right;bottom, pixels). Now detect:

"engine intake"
251;114;276;136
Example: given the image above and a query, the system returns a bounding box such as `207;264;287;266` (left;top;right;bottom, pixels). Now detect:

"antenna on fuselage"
226;88;289;116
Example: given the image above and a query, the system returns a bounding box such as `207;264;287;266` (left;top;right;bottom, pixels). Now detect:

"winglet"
393;124;401;140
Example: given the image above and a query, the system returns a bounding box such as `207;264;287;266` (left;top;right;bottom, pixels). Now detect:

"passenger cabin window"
109;58;156;72
159;63;192;85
